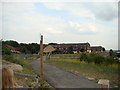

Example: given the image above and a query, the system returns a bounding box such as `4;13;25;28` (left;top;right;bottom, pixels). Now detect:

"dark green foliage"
53;49;64;54
20;43;39;54
3;55;23;66
102;47;105;51
2;46;11;55
3;55;14;61
104;56;119;65
48;43;58;45
87;53;95;63
109;49;113;56
80;48;85;52
19;46;28;54
80;53;104;64
93;54;104;64
80;53;88;61
80;52;119;65
67;46;73;54
2;40;40;54
116;52;120;57
2;40;20;47
28;43;39;54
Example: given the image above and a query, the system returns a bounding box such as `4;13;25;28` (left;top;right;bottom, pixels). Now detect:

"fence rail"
14;72;40;88
14;72;38;80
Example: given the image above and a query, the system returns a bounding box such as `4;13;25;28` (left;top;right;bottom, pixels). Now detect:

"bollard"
35;75;39;88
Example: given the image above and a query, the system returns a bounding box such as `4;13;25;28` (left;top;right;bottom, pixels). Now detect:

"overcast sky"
1;0;119;50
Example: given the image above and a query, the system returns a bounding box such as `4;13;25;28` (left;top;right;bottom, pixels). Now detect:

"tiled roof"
44;45;56;52
5;45;18;50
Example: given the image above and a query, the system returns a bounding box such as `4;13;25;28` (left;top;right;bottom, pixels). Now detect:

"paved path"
30;59;98;88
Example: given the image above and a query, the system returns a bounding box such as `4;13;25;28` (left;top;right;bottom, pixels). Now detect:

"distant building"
5;45;21;54
44;42;105;54
91;46;104;52
49;42;91;54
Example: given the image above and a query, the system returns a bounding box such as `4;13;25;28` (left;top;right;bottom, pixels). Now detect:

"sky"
0;0;119;50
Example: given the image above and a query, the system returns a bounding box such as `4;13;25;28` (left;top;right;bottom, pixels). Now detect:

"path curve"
30;59;98;88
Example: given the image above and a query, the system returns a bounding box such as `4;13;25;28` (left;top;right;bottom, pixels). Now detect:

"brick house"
5;45;21;54
91;46;104;52
50;42;91;54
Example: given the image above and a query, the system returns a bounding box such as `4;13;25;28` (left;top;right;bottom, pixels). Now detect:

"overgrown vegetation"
2;40;39;54
2;54;35;74
45;58;119;87
2;41;53;88
45;52;120;87
80;52;119;65
3;54;52;88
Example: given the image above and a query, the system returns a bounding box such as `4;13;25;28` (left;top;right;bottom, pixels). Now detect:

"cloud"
2;2;118;49
43;2;118;21
68;21;98;34
85;2;118;21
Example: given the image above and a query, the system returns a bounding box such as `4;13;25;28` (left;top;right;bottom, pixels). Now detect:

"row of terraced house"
49;42;105;54
4;42;105;54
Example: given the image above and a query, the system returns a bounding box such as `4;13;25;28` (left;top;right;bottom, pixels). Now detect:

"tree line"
2;40;40;55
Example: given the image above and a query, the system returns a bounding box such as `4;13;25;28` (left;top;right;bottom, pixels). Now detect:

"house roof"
91;46;102;48
5;45;18;50
59;42;90;45
44;45;56;53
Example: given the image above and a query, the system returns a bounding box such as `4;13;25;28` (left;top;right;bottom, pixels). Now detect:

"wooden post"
40;35;44;88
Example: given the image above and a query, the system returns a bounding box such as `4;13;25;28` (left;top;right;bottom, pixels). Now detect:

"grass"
3;54;52;88
44;59;119;87
13;54;52;88
15;75;52;88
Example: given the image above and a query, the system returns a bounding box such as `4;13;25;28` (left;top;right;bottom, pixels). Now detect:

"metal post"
40;35;44;88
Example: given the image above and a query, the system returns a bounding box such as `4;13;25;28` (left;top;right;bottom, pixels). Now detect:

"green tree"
2;40;20;47
102;47;105;52
2;46;11;55
80;53;88;61
48;43;58;45
94;54;104;64
80;48;85;52
53;49;64;54
67;46;73;54
19;43;29;54
109;49;113;56
28;43;39;54
19;46;28;54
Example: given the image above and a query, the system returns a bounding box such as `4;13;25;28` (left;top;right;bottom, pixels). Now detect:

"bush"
80;53;88;62
87;53;95;63
104;56;119;65
3;55;14;61
80;53;104;64
2;46;11;55
93;54;104;64
3;54;24;66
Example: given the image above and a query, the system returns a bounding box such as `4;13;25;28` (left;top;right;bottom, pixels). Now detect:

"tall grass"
45;59;118;74
45;59;119;87
3;54;34;74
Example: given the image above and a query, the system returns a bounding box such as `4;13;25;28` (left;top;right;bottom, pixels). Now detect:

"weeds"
45;59;119;87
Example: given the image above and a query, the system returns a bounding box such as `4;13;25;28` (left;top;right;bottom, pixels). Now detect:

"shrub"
80;53;88;62
3;54;24;66
2;46;11;55
87;53;95;63
79;52;120;65
80;53;105;64
104;56;119;65
3;55;14;61
93;54;104;64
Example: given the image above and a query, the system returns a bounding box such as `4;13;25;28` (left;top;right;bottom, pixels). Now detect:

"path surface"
30;59;98;88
